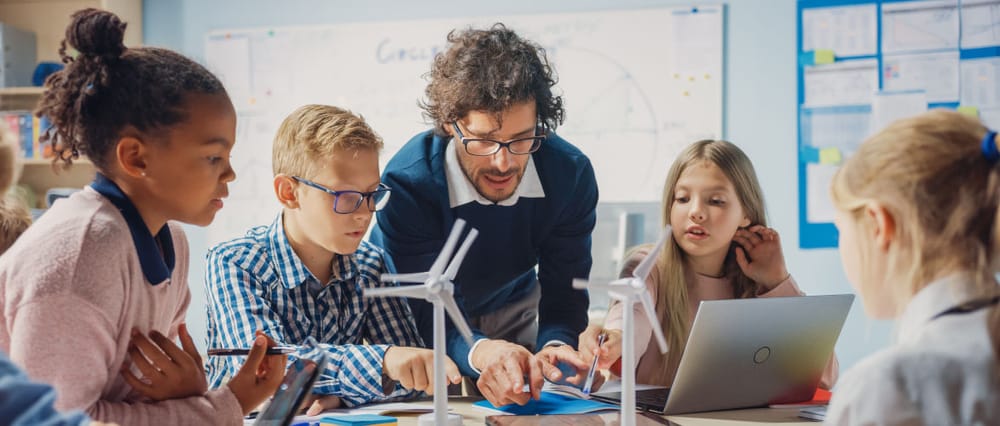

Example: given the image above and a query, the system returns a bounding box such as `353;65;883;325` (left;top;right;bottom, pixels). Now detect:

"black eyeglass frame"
451;121;546;156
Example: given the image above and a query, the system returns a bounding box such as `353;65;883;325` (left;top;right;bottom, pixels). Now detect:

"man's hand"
534;344;590;386
472;340;544;406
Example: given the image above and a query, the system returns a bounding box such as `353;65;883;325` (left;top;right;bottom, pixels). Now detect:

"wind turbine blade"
380;272;430;284
639;291;669;354
364;285;429;300
444;228;478;280
633;225;672;280
429;219;466;278
577;281;623;293
439;292;474;345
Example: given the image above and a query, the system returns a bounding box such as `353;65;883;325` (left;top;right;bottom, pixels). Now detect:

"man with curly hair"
371;23;598;407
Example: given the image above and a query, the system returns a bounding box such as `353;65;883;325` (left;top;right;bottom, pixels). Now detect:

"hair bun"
66;8;127;60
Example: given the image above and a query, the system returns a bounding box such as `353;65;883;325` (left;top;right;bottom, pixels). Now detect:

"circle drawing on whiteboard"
552;45;661;202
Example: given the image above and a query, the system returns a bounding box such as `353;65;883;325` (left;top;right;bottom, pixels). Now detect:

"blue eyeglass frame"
292;176;391;214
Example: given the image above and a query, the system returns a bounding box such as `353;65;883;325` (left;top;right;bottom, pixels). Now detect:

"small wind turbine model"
364;219;477;426
573;225;672;426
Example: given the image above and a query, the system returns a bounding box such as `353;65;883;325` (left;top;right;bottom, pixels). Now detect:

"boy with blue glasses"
205;105;461;415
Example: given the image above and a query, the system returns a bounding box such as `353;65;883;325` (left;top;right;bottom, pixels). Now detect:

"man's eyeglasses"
292;177;391;214
451;122;545;156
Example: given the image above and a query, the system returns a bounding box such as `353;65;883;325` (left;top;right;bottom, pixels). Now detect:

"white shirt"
825;273;1000;425
444;140;556;374
444;139;545;208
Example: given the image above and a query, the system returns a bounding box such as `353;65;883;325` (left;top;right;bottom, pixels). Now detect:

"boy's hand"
578;325;623;370
228;331;287;415
300;394;342;416
733;225;790;291
382;346;461;395
120;324;207;401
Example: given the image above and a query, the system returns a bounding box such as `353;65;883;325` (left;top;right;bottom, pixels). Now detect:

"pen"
207;346;297;356
582;332;607;395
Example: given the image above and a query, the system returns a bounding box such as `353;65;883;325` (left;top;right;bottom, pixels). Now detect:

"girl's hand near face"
732;225;790;291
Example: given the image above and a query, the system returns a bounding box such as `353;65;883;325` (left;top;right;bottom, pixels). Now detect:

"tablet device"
254;338;328;426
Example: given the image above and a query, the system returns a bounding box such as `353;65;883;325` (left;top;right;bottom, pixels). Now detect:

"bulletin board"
797;0;1000;248
203;6;725;247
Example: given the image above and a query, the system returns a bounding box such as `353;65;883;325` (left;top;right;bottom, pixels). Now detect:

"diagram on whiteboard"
204;7;723;246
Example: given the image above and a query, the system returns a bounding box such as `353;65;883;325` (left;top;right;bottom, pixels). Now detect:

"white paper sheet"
871;91;928;135
807;110;872;156
244;402;439;425
961;57;1000;109
961;0;1000;49
882;51;960;103
807;163;840;223
802;4;878;57
881;0;960;54
981;107;1000;129
204;34;252;109
804;59;879;107
671;6;723;78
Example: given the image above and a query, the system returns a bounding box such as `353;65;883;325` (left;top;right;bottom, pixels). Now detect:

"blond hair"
625;139;768;386
0;126;20;194
272;104;384;178
0;124;29;254
831;109;1000;357
0;196;31;255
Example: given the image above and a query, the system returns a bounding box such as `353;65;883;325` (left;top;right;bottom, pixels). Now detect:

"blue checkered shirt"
204;213;424;406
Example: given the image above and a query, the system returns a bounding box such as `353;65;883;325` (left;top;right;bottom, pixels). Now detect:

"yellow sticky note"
957;106;979;117
819;147;842;165
814;49;835;65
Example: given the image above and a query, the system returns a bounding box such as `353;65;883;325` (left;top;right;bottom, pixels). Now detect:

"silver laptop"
591;294;853;415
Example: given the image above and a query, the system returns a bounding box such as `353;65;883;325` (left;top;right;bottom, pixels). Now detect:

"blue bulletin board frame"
796;0;1000;248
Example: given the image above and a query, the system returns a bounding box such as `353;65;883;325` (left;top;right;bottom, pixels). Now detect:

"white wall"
143;0;893;370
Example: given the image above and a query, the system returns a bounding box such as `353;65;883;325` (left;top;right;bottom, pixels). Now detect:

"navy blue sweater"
370;130;597;377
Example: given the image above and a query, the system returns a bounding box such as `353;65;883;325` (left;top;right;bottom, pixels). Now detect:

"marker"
582;332;607;395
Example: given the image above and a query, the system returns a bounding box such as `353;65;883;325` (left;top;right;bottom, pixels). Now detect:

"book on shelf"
1;111;53;160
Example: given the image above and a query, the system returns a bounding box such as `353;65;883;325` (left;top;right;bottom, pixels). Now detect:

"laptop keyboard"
637;388;672;408
593;388;672;412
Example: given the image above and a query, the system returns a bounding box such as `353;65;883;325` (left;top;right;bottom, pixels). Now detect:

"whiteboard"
204;6;724;246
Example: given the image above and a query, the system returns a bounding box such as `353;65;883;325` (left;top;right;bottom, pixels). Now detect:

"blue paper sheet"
473;392;619;415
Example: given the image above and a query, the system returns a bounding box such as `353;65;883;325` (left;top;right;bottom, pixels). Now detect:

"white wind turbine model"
573;225;672;426
364;219;477;426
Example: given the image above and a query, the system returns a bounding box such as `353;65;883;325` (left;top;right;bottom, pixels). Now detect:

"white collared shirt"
444;139;545;208
825;273;1000;425
444;140;560;374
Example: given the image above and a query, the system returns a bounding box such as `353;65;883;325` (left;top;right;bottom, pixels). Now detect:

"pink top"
0;187;243;425
605;247;839;389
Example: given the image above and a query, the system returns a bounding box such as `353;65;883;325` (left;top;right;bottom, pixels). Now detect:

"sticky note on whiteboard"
814;49;835;64
957;106;980;117
819;147;842;165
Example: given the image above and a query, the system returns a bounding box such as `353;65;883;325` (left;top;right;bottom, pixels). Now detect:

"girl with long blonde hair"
579;140;838;388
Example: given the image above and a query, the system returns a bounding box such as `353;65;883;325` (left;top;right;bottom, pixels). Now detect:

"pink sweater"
0;187;243;425
605;247;838;388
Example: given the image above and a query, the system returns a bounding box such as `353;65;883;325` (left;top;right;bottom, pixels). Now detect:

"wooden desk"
380;397;819;425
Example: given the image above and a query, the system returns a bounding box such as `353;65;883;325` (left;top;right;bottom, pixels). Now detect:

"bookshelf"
1;88;96;208
1;0;141;208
